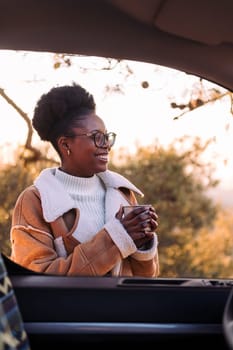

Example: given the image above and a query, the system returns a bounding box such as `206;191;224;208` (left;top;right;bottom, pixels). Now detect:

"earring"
67;149;71;156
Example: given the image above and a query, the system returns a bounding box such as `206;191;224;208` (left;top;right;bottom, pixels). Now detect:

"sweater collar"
55;168;102;195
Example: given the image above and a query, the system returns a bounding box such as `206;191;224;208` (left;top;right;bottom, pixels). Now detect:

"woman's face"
59;112;115;177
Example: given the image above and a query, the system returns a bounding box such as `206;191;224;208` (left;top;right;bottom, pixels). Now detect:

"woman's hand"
116;205;158;249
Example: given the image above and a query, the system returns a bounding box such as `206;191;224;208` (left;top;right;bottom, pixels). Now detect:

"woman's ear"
57;137;71;157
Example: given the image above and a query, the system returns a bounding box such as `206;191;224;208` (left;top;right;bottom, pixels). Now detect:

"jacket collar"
34;168;143;222
97;170;143;196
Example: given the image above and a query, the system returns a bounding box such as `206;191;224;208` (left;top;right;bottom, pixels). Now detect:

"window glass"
1;50;233;279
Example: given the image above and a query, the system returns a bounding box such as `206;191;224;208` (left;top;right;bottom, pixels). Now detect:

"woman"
10;83;159;277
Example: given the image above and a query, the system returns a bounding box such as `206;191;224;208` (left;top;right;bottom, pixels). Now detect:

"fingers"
134;232;155;249
125;205;151;219
115;205;124;220
121;207;158;232
119;204;158;246
148;207;158;221
148;216;158;231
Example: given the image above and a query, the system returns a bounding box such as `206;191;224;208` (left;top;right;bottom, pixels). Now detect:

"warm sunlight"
0;50;233;205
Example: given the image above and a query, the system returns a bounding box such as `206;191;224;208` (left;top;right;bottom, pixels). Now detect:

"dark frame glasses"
68;130;116;148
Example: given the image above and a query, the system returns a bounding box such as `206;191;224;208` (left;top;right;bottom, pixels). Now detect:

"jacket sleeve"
104;218;159;277
126;252;159;277
10;187;124;276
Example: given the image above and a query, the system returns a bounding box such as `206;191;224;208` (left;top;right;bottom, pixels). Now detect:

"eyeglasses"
69;131;116;148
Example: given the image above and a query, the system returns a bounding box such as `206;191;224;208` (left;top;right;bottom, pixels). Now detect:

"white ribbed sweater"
55;168;106;242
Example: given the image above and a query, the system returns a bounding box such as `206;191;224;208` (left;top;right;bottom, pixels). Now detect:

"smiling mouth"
96;153;109;162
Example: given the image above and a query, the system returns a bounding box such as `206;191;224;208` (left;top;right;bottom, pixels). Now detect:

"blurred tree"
0;161;33;256
170;77;232;120
0;147;57;257
185;208;233;279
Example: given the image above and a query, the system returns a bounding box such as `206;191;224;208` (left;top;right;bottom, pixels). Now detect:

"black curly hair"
32;83;96;151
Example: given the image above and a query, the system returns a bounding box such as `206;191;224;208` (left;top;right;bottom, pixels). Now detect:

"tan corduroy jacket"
10;168;159;277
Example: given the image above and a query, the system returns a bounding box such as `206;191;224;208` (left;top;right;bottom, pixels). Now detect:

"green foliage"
0;161;34;256
0;148;55;256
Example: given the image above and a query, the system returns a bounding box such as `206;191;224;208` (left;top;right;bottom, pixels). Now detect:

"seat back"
0;253;31;350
